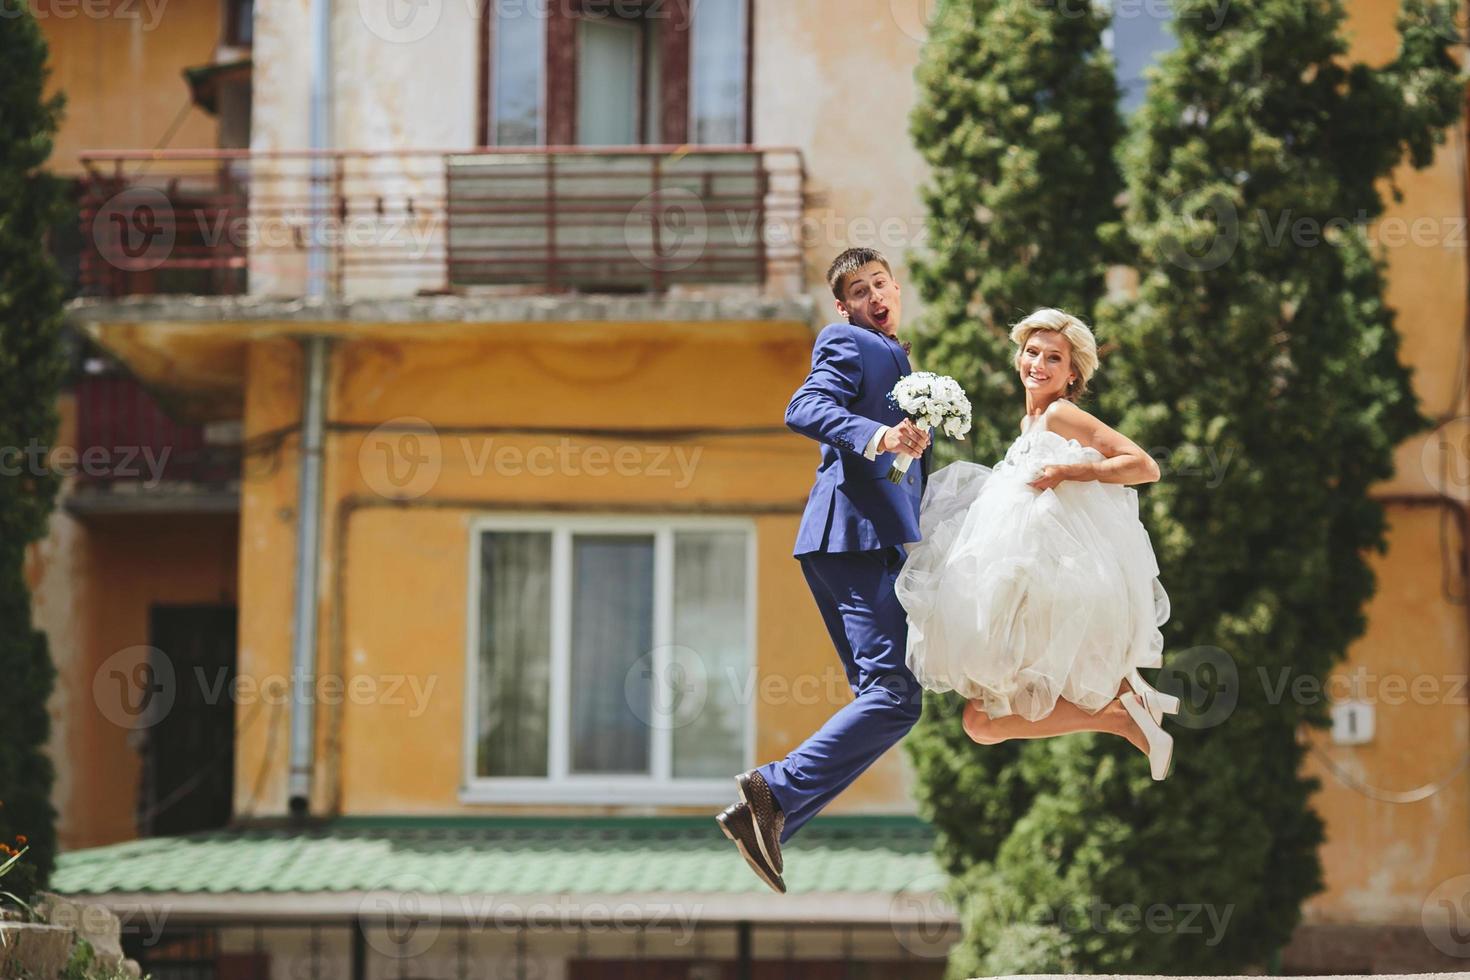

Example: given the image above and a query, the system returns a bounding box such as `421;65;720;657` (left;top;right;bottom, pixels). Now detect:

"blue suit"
759;322;930;842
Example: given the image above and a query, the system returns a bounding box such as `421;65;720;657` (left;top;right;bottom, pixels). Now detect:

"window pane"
1110;1;1174;113
476;532;553;777
671;531;748;778
689;0;747;144
492;5;545;145
578;19;643;146
570;535;655;774
643;18;663;144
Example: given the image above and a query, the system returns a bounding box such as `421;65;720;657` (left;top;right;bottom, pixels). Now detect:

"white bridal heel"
1127;668;1181;725
1121;692;1174;781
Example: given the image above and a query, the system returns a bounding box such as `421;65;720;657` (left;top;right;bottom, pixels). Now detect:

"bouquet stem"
886;420;930;483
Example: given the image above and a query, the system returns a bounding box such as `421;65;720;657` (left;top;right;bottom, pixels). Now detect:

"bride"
895;308;1180;779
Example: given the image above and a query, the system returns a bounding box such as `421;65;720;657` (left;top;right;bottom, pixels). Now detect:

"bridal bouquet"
886;372;972;483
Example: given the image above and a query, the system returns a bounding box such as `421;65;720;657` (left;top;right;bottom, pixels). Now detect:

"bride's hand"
1028;465;1071;491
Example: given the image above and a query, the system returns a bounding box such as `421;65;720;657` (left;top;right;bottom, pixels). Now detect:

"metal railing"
72;374;238;487
76;146;807;299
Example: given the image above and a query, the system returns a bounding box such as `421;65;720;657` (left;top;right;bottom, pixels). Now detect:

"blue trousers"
757;548;924;843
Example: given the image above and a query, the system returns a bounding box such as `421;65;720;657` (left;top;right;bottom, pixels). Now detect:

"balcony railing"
76;146;806;299
72;374;239;490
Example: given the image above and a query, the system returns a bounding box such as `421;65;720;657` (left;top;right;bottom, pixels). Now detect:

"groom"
717;247;932;893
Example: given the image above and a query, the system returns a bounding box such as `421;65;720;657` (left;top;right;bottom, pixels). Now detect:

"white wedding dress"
895;398;1170;721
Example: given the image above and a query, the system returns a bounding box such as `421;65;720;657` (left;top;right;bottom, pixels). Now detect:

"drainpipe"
288;334;330;817
288;0;333;818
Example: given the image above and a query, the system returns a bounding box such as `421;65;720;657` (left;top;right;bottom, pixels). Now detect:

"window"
479;0;749;146
576;14;663;145
689;0;748;143
1106;0;1175;112
465;516;755;804
488;2;546;146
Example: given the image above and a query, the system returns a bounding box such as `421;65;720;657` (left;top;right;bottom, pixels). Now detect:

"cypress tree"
906;0;1462;973
0;0;68;900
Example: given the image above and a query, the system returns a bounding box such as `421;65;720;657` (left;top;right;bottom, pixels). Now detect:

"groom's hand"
882;420;931;456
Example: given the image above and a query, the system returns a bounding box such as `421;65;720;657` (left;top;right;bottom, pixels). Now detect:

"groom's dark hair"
826;247;893;301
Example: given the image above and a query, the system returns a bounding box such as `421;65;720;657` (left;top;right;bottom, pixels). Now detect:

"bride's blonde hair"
1010;308;1099;400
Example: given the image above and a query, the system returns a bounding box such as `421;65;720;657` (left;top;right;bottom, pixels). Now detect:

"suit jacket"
787;322;930;556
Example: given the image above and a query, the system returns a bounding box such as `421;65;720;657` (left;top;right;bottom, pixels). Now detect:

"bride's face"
1018;331;1076;398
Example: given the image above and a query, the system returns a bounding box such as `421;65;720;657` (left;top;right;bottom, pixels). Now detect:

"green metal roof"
51;816;941;897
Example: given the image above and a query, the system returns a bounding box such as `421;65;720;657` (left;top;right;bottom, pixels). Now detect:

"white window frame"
461;513;758;806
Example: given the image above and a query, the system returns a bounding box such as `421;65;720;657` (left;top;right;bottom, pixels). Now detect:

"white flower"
890;373;972;444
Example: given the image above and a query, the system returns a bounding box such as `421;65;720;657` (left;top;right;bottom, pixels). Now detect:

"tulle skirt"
895;434;1170;721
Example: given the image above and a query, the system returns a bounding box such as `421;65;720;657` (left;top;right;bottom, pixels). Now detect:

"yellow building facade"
25;0;1470;975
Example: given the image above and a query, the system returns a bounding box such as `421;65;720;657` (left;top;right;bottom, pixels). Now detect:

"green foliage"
62;939;151;980
908;0;1125;464
0;1;67;899
907;0;1463;973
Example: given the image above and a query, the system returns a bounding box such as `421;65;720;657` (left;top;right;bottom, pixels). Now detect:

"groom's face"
836;261;903;336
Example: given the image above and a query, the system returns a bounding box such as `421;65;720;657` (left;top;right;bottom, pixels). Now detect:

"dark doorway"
140;605;239;837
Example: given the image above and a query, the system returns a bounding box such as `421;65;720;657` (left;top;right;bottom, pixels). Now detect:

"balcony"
75;147;806;300
64;373;240;517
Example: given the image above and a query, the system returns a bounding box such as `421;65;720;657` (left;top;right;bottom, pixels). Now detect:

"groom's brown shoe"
716;803;786;894
735;769;785;874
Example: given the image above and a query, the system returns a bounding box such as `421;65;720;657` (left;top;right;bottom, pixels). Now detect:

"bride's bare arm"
1032;400;1161;487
